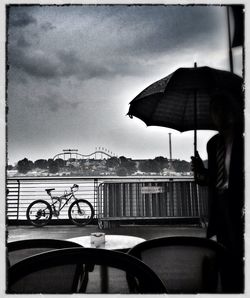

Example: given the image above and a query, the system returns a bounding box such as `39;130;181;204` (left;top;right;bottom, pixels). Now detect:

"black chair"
7;238;82;266
128;236;226;293
7;247;167;294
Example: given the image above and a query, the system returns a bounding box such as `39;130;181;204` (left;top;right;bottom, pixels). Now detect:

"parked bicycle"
26;184;94;227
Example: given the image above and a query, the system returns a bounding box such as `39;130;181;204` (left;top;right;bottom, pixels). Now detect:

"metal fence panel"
97;180;208;221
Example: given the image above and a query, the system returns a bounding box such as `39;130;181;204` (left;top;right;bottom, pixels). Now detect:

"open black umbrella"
127;65;243;155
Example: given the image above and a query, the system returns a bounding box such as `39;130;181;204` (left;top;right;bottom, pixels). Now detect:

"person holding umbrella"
191;91;244;293
128;65;244;292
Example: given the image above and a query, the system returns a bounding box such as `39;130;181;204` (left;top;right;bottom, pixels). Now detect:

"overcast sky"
6;4;243;165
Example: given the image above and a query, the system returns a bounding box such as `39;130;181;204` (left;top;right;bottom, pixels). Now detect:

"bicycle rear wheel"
26;200;52;227
68;199;94;226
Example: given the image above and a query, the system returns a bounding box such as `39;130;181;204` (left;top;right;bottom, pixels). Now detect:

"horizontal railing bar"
7;176;194;182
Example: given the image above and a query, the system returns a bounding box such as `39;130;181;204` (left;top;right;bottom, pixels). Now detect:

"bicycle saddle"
45;188;55;193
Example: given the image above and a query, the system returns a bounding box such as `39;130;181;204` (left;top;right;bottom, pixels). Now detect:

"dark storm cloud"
8;46;59;79
11;90;81;113
81;5;221;56
16;35;31;48
9;10;37;27
40;94;61;112
40;22;56;32
38;93;81;112
56;50;110;80
8;46;112;81
7;5;224;84
147;6;220;53
21;55;59;79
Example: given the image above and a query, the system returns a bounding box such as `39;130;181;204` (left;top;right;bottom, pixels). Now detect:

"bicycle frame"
48;187;78;216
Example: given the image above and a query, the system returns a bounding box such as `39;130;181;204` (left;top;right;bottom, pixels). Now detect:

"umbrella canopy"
128;66;243;132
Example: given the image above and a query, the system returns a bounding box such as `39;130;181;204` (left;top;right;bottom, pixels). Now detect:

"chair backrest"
7;247;167;294
7;238;82;266
128;236;226;294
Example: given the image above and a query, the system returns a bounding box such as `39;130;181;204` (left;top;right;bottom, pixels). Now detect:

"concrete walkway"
7;224;206;242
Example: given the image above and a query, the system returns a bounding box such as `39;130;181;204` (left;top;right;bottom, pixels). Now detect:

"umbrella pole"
194;89;197;179
194;89;202;223
193;89;201;220
194;62;198;160
194;62;198;171
193;69;200;219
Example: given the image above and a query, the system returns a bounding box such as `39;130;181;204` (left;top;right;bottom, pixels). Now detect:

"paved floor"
7;224;206;242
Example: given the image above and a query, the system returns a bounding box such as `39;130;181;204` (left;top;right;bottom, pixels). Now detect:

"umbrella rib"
180;91;190;130
148;93;164;122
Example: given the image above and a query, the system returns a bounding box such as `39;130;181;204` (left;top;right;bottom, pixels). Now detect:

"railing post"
94;178;98;218
17;179;21;220
196;183;201;217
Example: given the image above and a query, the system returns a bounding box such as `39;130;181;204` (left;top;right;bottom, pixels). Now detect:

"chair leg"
78;270;89;293
78;264;95;293
201;255;219;292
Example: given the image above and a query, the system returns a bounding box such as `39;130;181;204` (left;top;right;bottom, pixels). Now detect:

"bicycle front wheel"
26;200;52;227
68;199;94;226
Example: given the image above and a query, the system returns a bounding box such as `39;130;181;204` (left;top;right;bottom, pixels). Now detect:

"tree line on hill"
7;156;197;176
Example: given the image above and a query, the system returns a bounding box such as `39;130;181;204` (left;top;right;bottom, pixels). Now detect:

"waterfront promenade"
7;176;208;224
7;175;208;244
7;224;206;243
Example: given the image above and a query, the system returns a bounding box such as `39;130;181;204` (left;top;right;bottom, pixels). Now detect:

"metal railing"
6;176;208;224
7;176;99;221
